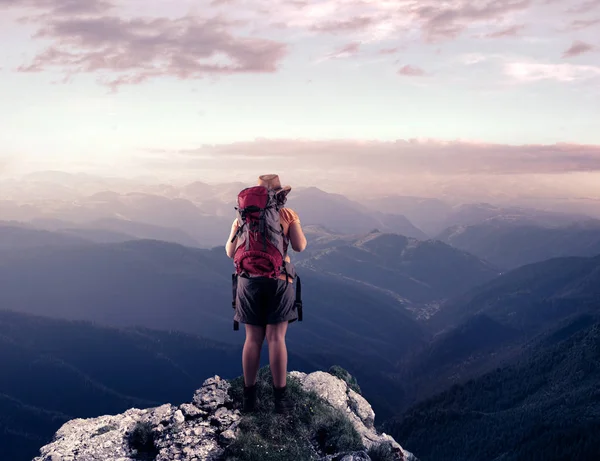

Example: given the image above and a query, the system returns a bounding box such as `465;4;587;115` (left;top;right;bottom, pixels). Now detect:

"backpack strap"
232;273;239;331
295;275;303;322
231;223;244;244
259;208;267;251
281;263;302;322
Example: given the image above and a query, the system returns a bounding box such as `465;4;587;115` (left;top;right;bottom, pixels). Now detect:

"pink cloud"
339;42;361;53
143;139;600;177
485;24;526;38
17;14;288;89
310;16;376;33
0;0;113;15
132;139;600;202
319;42;361;61
2;0;590;88
213;0;536;46
505;61;600;82
417;0;532;42
398;65;426;76
570;18;600;30
567;0;600;14
563;40;596;58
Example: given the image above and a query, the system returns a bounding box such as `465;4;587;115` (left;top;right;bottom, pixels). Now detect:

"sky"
1;0;600;202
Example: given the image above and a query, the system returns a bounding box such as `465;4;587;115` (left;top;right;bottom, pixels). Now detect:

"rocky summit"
33;369;418;461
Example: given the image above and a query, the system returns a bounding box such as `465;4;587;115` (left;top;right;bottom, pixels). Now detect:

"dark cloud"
17;14;288;88
563;40;596;58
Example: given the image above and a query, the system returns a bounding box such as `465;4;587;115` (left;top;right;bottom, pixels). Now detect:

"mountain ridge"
437;220;600;270
296;231;500;313
387;253;600;416
387;314;600;461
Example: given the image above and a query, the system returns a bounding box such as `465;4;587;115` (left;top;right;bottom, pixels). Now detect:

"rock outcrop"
290;371;417;461
34;370;417;461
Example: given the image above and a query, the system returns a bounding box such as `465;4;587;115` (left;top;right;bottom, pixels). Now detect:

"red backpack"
231;186;289;279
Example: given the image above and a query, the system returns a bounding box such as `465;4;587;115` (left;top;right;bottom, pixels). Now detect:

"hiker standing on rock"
225;174;307;414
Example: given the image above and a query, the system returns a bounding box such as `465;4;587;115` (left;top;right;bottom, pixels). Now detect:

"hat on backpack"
257;174;291;197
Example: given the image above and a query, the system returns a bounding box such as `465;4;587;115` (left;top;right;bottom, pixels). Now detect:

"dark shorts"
234;275;298;326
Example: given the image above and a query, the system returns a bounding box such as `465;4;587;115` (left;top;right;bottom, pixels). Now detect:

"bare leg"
266;321;289;388
243;324;266;386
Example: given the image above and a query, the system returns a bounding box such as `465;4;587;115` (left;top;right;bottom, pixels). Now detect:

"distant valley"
297;227;499;318
2;172;600;461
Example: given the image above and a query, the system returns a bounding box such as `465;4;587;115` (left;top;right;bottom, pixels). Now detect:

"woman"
225;174;307;414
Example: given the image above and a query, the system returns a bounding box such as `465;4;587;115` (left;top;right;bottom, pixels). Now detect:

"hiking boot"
273;385;294;415
242;384;258;413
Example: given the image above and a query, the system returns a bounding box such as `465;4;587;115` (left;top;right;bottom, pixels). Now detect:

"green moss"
127;421;158;460
327;365;362;395
367;441;397;461
224;366;364;461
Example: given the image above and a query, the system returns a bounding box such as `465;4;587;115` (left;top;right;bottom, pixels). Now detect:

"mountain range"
3;171;598;250
0;224;444;422
0;310;309;461
2;173;600;460
368;251;600;460
0;174;429;246
7;247;598;461
388;313;600;461
357;197;590;236
285;187;428;239
391;253;600;416
437;219;600;270
296;228;499;318
3;220;600;382
0;233;426;360
431;253;600;333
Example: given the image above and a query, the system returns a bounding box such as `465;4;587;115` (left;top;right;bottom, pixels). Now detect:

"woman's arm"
225;218;239;258
289;221;307;252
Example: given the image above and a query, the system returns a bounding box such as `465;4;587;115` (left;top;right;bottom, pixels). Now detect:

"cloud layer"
4;0;289;88
6;0;597;88
0;0;113;15
18;15;287;88
131;138;600;201
141;138;600;176
505;61;600;82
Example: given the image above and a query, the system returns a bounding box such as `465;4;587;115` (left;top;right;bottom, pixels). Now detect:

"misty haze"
1;0;600;460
